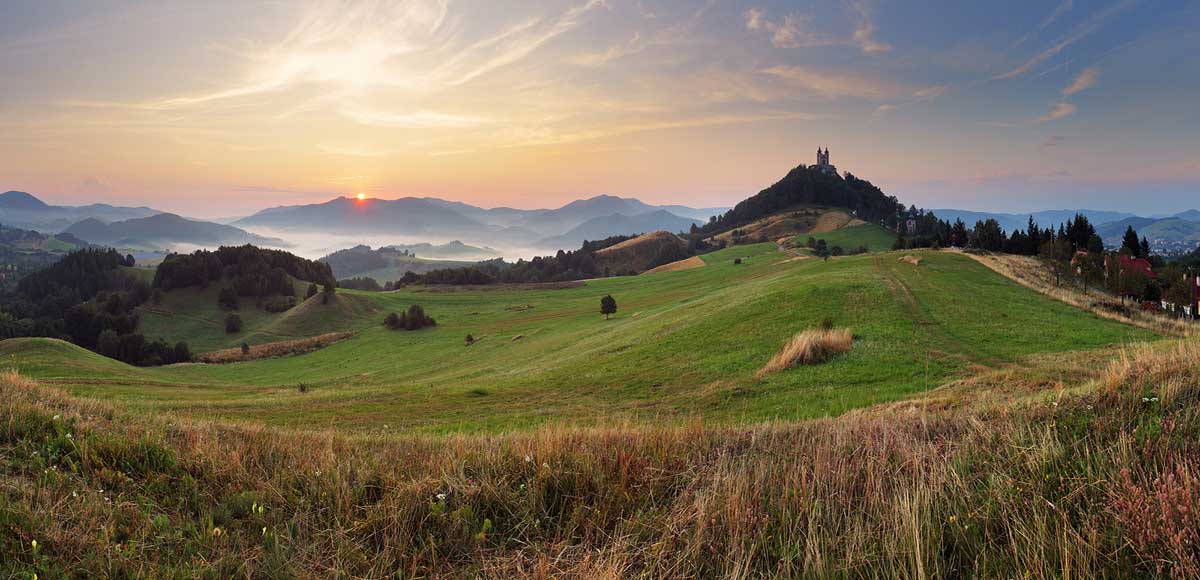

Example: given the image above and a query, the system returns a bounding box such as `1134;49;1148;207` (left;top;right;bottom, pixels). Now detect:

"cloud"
873;85;948;116
1013;0;1073;47
1062;65;1100;95
745;5;888;54
1042;135;1066;147
339;106;491;129
992;0;1133;81
1037;102;1077;122
759;65;906;99
849;1;892;54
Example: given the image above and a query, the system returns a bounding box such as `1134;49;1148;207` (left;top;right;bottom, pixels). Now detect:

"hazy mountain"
1174;209;1200;221
537;210;701;249
231;194;725;250
1098;216;1200;244
234;197;484;235
929;208;1139;233
64;213;281;250
386;240;501;260
0;191;161;232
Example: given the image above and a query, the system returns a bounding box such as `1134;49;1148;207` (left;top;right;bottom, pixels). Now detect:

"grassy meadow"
1;243;1156;433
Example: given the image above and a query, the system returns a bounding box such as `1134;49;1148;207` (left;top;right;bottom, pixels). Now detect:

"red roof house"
1105;254;1157;280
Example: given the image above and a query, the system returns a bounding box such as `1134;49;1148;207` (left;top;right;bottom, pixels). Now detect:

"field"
2;243;1156;434
797;222;897;252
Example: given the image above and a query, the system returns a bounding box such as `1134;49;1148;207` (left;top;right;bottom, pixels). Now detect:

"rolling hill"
63;213;282;250
537;209;701;248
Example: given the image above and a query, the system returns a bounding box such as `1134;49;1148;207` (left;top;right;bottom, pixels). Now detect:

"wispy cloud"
745;4;890;54
1037;102;1077;122
849;1;892;54
1042;135;1066;147
1012;0;1073;47
992;0;1133;81
873;85;948;116
1062;65;1100;95
759;65;907;99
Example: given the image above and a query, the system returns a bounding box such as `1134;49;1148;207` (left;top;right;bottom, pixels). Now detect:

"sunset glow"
1;1;1197;217
356;193;366;201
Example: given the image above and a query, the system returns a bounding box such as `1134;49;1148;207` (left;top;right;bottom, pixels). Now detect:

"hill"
64;213;282;250
931;208;1138;233
537;210;700;249
700;165;899;238
1098;216;1200;244
235;196;485;236
386;240;500;260
0;190;161;232
6;244;1156;432
709;207;864;244
319;244;477;282
0;224;91;289
593;230;688;274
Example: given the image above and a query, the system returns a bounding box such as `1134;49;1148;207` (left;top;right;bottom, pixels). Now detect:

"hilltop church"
814;147;837;175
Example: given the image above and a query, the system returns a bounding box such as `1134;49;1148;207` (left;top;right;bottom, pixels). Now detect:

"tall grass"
757;327;853;377
3;339;1200;578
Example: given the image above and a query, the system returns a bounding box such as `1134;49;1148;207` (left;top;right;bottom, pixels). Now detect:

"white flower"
524;455;532;463
52;415;60;421
436;493;447;501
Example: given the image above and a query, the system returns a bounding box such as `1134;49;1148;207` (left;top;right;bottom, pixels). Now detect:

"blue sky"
0;0;1197;217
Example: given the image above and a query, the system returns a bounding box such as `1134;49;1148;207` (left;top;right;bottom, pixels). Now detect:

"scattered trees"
600;295;617;320
384;305;437;331
217;287;239;310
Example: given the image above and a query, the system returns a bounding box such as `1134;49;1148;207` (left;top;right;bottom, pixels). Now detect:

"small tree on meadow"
241;342;250;355
224;312;243;333
600;295;617;320
306;283;319;298
217;287;239;310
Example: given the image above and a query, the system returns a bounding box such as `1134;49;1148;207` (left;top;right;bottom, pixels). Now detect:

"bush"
385;305;436;331
241;342;250;355
306;283;318;298
224;313;243;333
262;296;297;313
217;287;239;311
734;258;742;265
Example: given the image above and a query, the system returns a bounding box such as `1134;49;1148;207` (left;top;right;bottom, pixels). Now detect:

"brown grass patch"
757;327;853;377
899;255;922;266
196;331;355;363
642;255;705;275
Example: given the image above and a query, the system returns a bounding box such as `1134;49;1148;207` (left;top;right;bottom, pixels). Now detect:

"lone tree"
306;283;319;298
600;295;617;320
241;342;250;355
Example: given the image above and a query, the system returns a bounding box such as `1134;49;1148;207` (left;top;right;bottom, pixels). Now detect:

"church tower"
814;147;836;175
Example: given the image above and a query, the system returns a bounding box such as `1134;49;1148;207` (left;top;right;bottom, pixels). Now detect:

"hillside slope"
5;245;1157;432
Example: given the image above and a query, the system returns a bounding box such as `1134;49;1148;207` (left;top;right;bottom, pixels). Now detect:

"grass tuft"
757;327;853;377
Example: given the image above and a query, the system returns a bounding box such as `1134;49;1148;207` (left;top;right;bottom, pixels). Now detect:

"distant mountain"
537;210;701;249
1174;209;1200;221
929;209;1139;233
386;241;500;260
319;244;476;280
1097;216;1200;245
0;190;161;232
234;197;484;235
233;194;726;250
63;213;281;250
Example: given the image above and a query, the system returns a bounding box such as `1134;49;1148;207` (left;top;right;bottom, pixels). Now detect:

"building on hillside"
814;147;837;175
1104;254;1157;280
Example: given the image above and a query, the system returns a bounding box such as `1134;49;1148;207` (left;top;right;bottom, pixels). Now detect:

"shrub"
600;295;617;320
385;306;435;331
224;313;243;334
217;287;239;310
241;342;250;355
384;312;402;330
262;296;297;313
734;258;742;265
306;283;318;298
757;327;853;377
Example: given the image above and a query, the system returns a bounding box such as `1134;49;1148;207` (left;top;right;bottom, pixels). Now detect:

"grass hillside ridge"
3;338;1200;577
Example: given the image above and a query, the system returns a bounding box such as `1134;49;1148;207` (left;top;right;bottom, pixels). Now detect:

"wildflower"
948;515;957;523
52;415;60;421
436;493;447;501
212;527;222;537
1142;397;1150;403
31;540;37;551
524;455;532;463
262;526;267;536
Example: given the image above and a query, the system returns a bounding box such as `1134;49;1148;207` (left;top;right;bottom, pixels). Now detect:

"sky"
1;0;1198;218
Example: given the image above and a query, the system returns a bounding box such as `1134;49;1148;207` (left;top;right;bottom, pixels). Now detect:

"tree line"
0;248;191;365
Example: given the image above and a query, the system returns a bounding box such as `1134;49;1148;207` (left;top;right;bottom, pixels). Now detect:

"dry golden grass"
4;339;1200;578
899;255;923;266
757;327;853;377
960;251;1194;337
641;255;705;275
196;331;355;363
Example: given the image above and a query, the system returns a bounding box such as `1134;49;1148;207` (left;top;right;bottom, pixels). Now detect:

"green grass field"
791;222;897;252
1;243;1157;433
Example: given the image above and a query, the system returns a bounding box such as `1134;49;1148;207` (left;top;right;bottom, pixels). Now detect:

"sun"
355;192;366;201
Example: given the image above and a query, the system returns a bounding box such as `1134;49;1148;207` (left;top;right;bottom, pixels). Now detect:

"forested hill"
153;245;335;293
700;165;902;235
